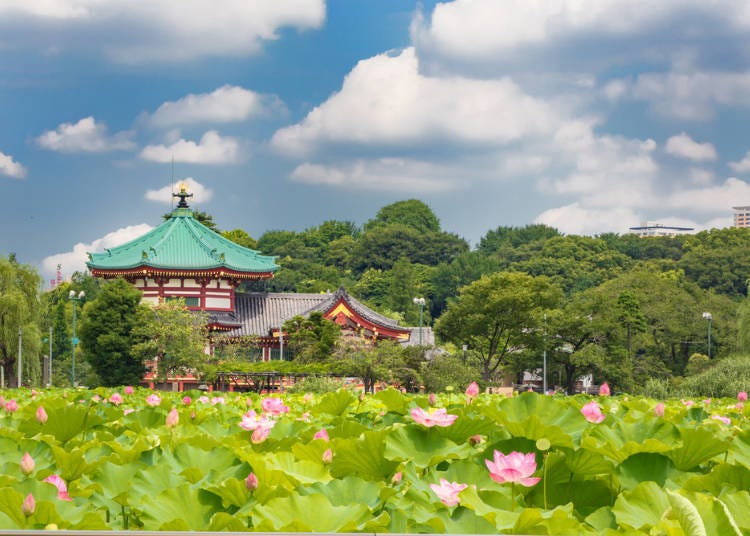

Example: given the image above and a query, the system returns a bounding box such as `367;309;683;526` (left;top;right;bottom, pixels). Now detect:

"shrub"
286;375;345;394
421;353;477;393
676;354;750;398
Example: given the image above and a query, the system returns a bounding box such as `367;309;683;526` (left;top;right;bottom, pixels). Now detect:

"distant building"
629;222;694;238
733;206;750;228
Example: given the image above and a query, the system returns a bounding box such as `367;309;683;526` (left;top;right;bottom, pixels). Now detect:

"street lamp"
69;290;85;387
413;297;426;346
702;312;712;358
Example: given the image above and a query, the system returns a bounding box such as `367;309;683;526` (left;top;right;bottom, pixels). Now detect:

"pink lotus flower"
581;401;605;423
211;396;225;405
43;475;72;501
5;399;18;413
109;393;123;405
430;478;468;507
245;472;258;491
322;448;333;464
682;399;695;407
313;428;329;441
145;394;161;406
410;407;458;427
303;393;313;404
486;450;540;487
711;415;731;425
466;381;479;399
35;406;48;424
428;393;437;406
198;396;209;404
654;403;665;417
261;397;289;415
251;426;272;444
91;394;101;403
599;383;610;396
22;494;35;516
737;402;744;411
739;391;748;402
182;396;192;405
124;386;134;395
20;453;34;475
166;408;179;428
703;398;712;405
123;408;135;415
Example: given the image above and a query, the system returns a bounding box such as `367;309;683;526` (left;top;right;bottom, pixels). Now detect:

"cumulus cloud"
665;133;717;162
146;85;286;127
271;47;563;156
41;223;153;279
37;117;135;153
140;131;240;164
291;159;462;193
729;151;750;173
0;150;27;178
0;0;326;63
535;203;642;235
144;177;213;204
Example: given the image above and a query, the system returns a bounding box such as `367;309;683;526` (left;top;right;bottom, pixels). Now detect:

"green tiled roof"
86;206;278;274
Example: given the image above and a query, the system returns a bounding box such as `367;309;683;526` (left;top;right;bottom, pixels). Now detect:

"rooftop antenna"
170;154;175;210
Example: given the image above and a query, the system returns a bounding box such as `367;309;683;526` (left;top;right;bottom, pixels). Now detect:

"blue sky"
3;0;750;284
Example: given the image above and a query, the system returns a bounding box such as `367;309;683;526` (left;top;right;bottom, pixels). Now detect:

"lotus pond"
0;387;749;534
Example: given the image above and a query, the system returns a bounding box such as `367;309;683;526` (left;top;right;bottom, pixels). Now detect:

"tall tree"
363;199;440;234
131;299;208;383
78;278;149;386
435;272;561;381
283;312;341;363
0;255;42;386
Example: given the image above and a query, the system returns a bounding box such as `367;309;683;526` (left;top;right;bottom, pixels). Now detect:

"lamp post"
543;313;547;395
17;327;22;388
413;297;425;346
702;312;712;358
69;290;85;387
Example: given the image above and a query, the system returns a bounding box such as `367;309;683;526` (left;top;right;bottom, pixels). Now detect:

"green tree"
435;272;562;382
617;290;647;360
222;228;258;250
0;255;42;386
363;199;440;234
283;312;341;364
131;299;208;383
78;278;149;386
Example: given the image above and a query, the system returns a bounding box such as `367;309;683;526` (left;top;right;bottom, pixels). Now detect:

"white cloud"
535;203;642;235
0;0;326;63
271;47;563;156
665;177;750;213
665;133;717;162
145;177;213;204
412;0;750;61
37;117;135;153
729;151;750;173
0;150;27;178
147;85;285;127
689;167;715;185
291;159;462;193
140;131;240;164
41;223;153;279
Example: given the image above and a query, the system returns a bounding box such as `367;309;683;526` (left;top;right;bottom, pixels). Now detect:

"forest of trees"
3;198;750;394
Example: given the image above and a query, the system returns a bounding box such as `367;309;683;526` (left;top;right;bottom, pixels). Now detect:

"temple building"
87;186;432;369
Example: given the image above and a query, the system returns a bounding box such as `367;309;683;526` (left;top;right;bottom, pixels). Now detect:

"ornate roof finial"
173;183;193;208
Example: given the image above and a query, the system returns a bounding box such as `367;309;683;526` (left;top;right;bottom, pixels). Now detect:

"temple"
87;186;432;373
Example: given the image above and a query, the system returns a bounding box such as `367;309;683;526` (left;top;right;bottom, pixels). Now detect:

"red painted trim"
323;297;411;339
90;266;275;280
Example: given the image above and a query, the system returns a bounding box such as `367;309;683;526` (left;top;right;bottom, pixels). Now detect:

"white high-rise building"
733;206;750;228
629;222;694;238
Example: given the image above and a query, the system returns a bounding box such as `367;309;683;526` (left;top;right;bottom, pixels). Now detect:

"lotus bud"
313;428;329;441
739;391;748;402
21;452;35;475
599;383;610;396
5;399;18;413
36;406;48;424
391;471;402;484
166;408;179;428
303;393;313;404
245;472;258;491
465;381;479;400
428;393;437;406
182;396;192;405
109;393;123;405
322;448;333;465
22;494;35;517
469;434;483;446
190;411;196;420
654;402;665;417
124;386;134;395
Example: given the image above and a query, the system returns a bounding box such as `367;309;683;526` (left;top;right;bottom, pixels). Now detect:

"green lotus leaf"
0;488;27;528
718;490;750;531
238;451;298;497
208;511;248;532
373;388;409;414
431;458;497;490
121;407;166;433
263;450;331;484
458;485;518;529
88;460;143;506
667;490;708;536
582;418;679;463
251;492;388;532
291;438;330;464
435;503;498;534
484;393;587;448
18;403;89;444
684;463;750;495
612;481;670;530
584;506;617;532
679;490;742;536
330;429;398;481
436;413;504;444
312;389;356;416
49;444;89;482
299;475;383;508
172;442;238;481
565;447;616;476
202;477;249;509
617;452;674;490
669;427;731;470
329;418;368;438
125;457;189;508
514;504;593;535
138;483;221;530
384;425;474;469
726;429;750;470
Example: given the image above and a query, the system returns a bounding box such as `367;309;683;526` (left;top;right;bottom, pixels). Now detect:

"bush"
639;377;673;399
686;353;711;376
421;354;477;393
676;354;750;398
286;375;345;394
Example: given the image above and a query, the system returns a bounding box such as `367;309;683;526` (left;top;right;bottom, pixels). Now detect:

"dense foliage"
0;388;749;533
